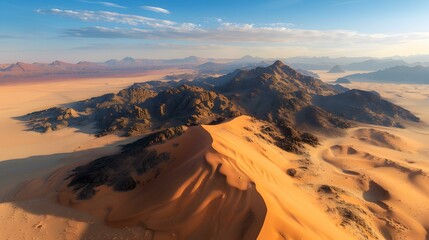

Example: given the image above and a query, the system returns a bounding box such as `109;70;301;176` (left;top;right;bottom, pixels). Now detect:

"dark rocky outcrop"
210;60;338;127
21;84;239;136
67;149;170;200
296;106;353;131
314;89;419;128
66;128;186;200
144;84;240;127
19;107;82;132
121;126;187;153
257;120;319;154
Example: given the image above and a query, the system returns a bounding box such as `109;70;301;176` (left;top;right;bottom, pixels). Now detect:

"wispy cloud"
0;34;19;39
263;22;295;28
62;23;429;47
80;0;126;8
36;9;178;28
141;6;170;14
36;8;429;52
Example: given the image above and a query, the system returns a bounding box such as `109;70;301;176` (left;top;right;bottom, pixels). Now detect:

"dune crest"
13;116;359;239
8;112;429;239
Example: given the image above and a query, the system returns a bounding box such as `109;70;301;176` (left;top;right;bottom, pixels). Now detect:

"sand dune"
1;78;429;239
317;125;429;239
354;128;416;152
12;116;356;239
11;114;429;239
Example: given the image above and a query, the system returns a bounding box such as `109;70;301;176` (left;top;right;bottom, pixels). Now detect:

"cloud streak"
141;6;170;14
80;1;126;9
37;8;429;50
0;34;19;39
62;24;429;47
36;8;177;28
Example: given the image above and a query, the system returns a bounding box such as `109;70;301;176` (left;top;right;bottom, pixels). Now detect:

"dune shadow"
3;126;267;240
0;138;133;203
363;180;390;210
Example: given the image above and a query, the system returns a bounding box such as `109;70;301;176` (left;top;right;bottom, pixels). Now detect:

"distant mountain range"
341;59;410;71
196;60;271;74
290;59;419;71
196;60;320;78
0;56;210;72
286;56;429;71
0;56;232;81
285;56;373;66
2;55;429;82
341;65;429;84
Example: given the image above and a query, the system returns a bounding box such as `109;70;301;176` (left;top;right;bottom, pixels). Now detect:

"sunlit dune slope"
15;116;353;239
14;115;429;240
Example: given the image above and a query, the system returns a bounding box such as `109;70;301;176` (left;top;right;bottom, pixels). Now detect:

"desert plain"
0;70;429;240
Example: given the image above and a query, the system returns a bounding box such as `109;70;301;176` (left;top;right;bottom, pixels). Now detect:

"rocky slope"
21;84;239;137
211;61;340;126
314;90;419;128
20;60;419;152
17;115;429;240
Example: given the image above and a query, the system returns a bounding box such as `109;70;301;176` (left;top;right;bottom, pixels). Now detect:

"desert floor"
0;71;428;239
0;69;191;239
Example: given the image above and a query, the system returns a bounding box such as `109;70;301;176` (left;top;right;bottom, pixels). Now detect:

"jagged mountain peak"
272;60;285;67
267;60;303;77
222;60;301;82
213;60;333;99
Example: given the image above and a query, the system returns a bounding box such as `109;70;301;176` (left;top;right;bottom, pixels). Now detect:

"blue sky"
1;0;429;63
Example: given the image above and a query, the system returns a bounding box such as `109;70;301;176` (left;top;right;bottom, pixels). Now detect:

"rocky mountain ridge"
20;61;420;153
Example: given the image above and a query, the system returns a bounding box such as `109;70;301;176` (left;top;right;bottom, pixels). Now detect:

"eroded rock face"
145;84;240;127
213;61;337;125
19;107;82;132
122;126;187;152
296;106;353;131
66;127;186;200
67;149;170;200
21;84;239;136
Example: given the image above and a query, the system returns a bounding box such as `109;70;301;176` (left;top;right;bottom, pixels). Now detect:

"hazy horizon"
1;0;429;63
2;54;429;66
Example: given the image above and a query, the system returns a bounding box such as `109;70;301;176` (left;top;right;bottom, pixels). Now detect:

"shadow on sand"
1;127;267;240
